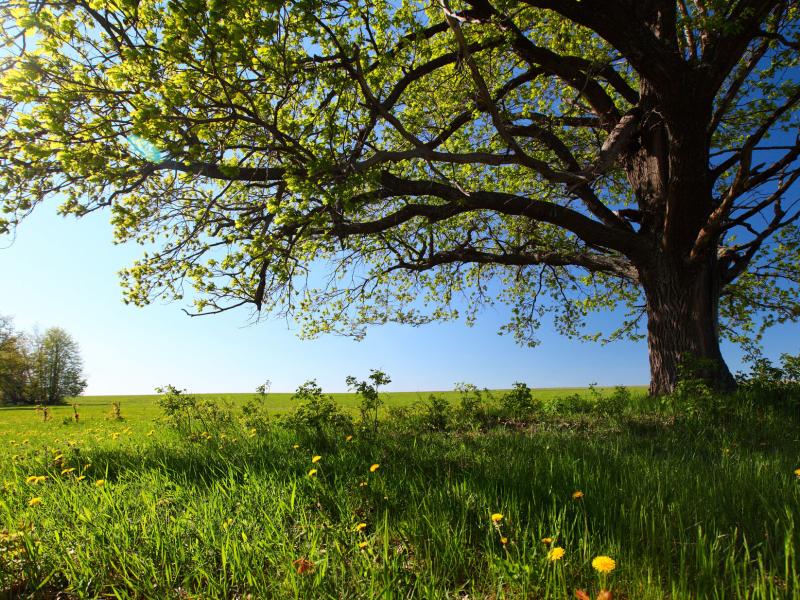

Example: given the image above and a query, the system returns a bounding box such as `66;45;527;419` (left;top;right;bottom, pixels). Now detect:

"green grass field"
1;386;798;599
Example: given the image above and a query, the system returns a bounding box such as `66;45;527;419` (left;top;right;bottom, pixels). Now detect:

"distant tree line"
0;316;86;405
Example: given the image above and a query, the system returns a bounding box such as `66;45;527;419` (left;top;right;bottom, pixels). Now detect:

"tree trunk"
640;255;736;396
620;73;737;396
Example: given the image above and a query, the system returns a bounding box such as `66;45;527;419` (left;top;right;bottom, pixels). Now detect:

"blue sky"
0;203;797;395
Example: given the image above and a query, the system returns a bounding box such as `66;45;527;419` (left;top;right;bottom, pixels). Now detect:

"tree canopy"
1;0;798;392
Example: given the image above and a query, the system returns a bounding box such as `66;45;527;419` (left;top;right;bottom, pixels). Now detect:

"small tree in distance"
0;315;30;404
28;327;87;405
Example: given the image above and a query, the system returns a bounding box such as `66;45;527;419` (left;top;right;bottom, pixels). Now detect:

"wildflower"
292;444;299;449
359;481;368;487
491;513;504;523
308;469;317;477
794;468;800;478
358;541;368;549
28;497;42;506
25;476;40;484
500;536;508;545
76;476;86;482
592;555;616;573
541;537;553;545
311;455;322;463
346;435;353;442
547;546;565;561
95;479;105;487
61;468;75;475
370;463;380;472
354;522;367;532
292;557;314;574
572;490;584;500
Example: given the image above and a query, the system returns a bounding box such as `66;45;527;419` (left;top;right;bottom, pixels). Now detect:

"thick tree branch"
513;0;686;89
390;246;638;281
337;172;641;255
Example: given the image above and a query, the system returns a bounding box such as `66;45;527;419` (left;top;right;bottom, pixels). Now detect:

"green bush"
240;381;272;434
422;394;451;432
736;352;800;416
284;380;352;440
346;369;390;436
156;384;233;436
501;382;534;416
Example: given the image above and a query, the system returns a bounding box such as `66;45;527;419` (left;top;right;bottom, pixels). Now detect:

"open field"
1;386;799;599
1;386;646;420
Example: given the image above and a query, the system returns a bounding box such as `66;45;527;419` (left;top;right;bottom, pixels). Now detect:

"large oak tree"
1;0;799;393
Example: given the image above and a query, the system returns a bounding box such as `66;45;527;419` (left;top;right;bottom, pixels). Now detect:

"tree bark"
639;254;736;396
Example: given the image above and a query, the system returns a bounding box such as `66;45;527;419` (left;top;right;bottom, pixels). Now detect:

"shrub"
501;382;534;416
285;380;351;438
156;385;232;436
422;394;451;432
455;382;483;415
543;393;593;415
452;382;488;430
594;386;630;418
736;352;800;416
240;380;272;433
346;369;390;436
662;356;721;418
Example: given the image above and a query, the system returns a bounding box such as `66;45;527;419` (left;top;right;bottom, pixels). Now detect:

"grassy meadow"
1;384;799;599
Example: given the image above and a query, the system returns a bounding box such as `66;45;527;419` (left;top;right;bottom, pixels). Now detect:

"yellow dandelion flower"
292;444;300;449
95;479;105;487
500;536;508;545
592;555;616;573
354;522;367;532
369;463;380;472
61;468;75;475
491;513;504;523
25;475;39;484
358;541;368;549
572;490;584;499
541;537;553;545
28;497;42;506
346;435;353;442
312;455;322;463
547;547;565;561
794;468;800;478
308;469;318;477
